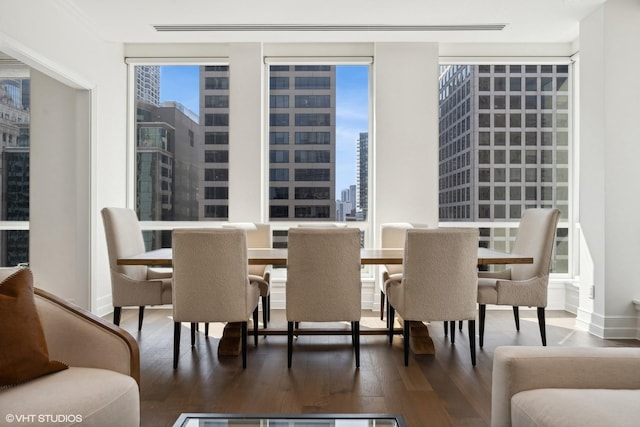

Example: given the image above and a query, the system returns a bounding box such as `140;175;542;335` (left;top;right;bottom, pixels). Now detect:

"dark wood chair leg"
468;319;476;366
241;321;248;369
138;306;145;331
204;323;209;337
353;321;360;368
113;306;122;326
537;307;547;346
450;320;456;344
459;320;463;331
444;321;449;336
403;319;410;366
267;295;271;322
190;323;196;346
253;307;259;347
173;322;181;369
479;304;486;348
262;296;268;328
380;291;385;321
388;305;395;344
287;321;294;368
513;306;520;331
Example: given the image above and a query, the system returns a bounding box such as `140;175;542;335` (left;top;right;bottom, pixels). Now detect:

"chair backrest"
381;223;414;276
286;227;362;322
246;223;272;276
171;228;254;323
511;208;561;281
400;228;479;321
101;207;148;281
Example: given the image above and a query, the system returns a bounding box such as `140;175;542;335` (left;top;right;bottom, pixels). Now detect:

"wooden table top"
118;247;533;267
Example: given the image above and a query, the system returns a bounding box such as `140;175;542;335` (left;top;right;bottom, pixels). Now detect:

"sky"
159;65;369;195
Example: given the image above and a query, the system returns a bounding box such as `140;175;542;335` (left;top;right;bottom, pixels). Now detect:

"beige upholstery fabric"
380;223;413;279
477;208;560;308
511;389;640;427
1;367;139;427
101;207;172;308
245;223;271;294
491;346;640;427
286;227;362;322
172;228;259;323
386;228;478;322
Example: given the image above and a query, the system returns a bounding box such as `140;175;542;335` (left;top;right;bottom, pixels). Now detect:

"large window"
267;64;370;225
438;64;571;273
0;68;30;266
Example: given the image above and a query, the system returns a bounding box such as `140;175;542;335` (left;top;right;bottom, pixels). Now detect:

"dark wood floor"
113;308;639;427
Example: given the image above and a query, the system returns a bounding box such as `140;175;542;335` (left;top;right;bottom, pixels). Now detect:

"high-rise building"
356;132;368;221
268;65;336;221
438;64;570;222
199;65;230;220
135;66;160;106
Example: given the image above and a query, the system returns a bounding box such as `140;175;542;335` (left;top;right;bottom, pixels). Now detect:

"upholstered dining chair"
286;227;362;368
171;228;261;369
379;223;414;324
386;228;479;366
101;207;172;330
477;208;561;348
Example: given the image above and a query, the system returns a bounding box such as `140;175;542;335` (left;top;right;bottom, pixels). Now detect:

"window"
438;63;571;273
0;74;30;266
267;63;370;222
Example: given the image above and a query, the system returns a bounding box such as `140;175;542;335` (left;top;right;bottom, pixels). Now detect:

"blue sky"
159;65;369;195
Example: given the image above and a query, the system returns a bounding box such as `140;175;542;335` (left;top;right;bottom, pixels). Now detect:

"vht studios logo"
5;414;83;423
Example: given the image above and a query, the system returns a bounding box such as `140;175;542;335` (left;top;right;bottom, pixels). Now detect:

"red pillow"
0;268;67;388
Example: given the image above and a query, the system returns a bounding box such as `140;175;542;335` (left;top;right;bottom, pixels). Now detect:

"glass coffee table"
173;413;407;426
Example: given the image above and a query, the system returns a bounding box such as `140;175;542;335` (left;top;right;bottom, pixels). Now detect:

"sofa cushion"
0;366;139;427
511;388;640;427
0;268;67;388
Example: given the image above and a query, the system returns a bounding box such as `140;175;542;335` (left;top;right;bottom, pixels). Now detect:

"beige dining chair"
477;208;560;348
286;227;362;368
379;223;414;325
101;207;172;330
386;228;479;366
246;223;272;328
171;228;261;369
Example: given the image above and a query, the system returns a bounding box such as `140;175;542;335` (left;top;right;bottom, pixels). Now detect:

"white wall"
0;1;126;311
577;0;640;338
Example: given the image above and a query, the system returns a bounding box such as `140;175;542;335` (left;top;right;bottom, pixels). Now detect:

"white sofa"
0;285;140;427
491;346;640;427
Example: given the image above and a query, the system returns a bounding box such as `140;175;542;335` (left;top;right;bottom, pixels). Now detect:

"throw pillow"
0;268;67;388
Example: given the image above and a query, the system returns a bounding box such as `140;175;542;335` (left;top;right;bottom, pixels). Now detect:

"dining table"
117;247;533;357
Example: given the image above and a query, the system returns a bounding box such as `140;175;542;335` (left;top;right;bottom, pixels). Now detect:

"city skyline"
159;65;369;195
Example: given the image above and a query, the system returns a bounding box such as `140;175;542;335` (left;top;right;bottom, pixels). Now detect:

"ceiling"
57;0;605;44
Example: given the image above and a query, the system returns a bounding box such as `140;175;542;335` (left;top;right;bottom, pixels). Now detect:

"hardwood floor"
112;308;639;427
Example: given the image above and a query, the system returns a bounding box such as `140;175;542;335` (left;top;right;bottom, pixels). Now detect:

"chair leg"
388;305;395;344
287;321;294;368
403;319;410;366
138;306;145;331
468;319;476;366
190;323;196;346
353;321;360;368
253;307;259;347
267;295;271;322
380;291;385;321
537;307;547;346
459;320;463;331
173;322;181;369
444;321;449;336
479;304;486;348
204;323;209;337
241;321;248;369
513;306;520;331
113;307;122;326
261;296;268;328
450;320;456;344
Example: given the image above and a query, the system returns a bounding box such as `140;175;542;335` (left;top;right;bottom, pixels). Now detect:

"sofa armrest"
34;288;140;386
491;346;640;427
